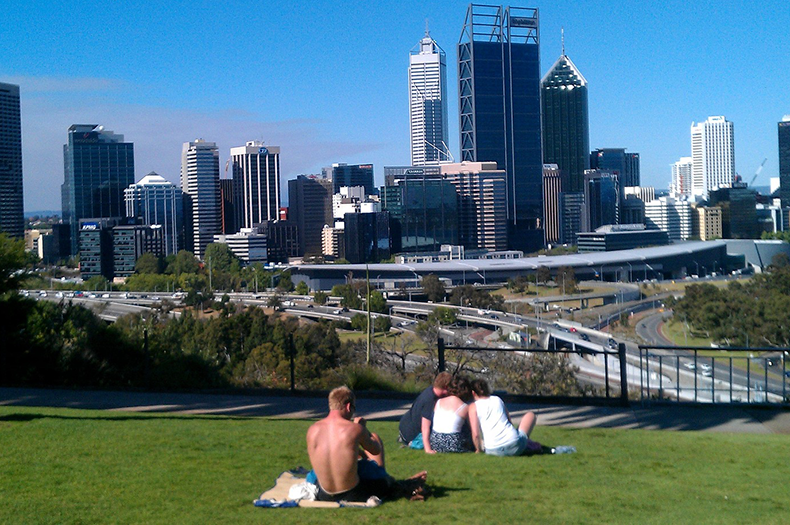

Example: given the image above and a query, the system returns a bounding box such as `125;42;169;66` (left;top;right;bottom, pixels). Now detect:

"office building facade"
590;148;640;193
0;82;24;238
409;30;450;165
441;161;508;251
691;116;735;199
325;163;375;195
779;116;790;208
124;172;183;256
181;139;221;259
458;4;543;252
213;229;268;264
671;157;693;199
113;224;163;278
644;197;692;241
62;125;135;255
582;170;619;232
542;164;567;245
288;175;333;256
343;211;391;264
558;192;583;245
541;53;589;193
231;141;281;229
696;206;723;241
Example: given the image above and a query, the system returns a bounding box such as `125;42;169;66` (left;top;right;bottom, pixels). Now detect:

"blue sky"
2;0;789;211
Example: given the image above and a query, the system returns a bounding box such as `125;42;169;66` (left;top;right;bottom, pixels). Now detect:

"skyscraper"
230;141;281;229
324;163;375;195
542;164;567;245
779;116;790;208
458;4;543;252
409;29;450;165
124;172;184;256
671;157;693;199
62;125;135;255
0;82;24;239
691;116;735;199
181;139;220;258
582;170;619;232
590;148;640;188
541;47;589;193
288;174;333;256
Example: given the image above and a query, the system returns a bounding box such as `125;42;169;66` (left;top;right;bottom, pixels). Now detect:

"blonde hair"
328;386;355;411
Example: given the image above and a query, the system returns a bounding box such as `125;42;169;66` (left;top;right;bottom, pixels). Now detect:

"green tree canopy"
295;281;310;295
0;233;27;295
204;243;241;274
135;252;162;274
166;250;200;276
422;274;446;303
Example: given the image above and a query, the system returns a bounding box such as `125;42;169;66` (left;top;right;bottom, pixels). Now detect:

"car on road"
579;333;590;342
101;293;110;298
332;309;342;315
88;294;97;299
607;338;617;349
785;371;790;378
699;363;712;372
683;362;696;370
306;304;314;309
569;327;577;333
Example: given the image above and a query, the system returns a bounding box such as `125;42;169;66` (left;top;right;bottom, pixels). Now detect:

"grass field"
2;406;789;524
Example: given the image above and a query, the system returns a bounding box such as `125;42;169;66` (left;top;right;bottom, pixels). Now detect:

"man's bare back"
307;413;377;493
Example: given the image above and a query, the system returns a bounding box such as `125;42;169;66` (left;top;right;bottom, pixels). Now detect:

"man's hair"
471;379;491;397
433;372;452;391
328;386;355;411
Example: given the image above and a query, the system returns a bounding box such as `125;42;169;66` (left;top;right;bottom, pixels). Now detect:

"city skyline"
2;0;789;212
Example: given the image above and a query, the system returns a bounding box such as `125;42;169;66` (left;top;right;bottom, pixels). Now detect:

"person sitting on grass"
429;375;474;453
398;371;452;451
307;386;428;502
467;379;543;456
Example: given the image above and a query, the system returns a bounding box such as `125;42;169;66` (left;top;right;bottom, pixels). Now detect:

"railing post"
289;333;295;393
618;343;629;406
438;337;446;373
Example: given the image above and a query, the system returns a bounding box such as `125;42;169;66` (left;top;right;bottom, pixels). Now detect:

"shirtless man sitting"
307;386;427;502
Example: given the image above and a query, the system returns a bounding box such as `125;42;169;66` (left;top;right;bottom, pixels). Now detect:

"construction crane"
749;158;768;187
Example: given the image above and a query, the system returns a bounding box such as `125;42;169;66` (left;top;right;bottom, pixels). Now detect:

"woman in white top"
468;379;541;456
428;375;473;453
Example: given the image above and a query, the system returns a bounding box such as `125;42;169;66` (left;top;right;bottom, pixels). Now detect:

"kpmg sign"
509;16;537;28
81;222;99;231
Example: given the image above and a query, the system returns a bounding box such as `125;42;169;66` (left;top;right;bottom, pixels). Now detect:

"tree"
536;266;551;286
331;283;363;310
368;290;388;314
374;315;391;333
0;233;27;295
276;271;295;292
422;274;446;302
85;275;110;291
267;293;282;309
204;243;241;274
313;290;328;305
134;252;162;274
167;250;200;276
295;280;310;295
429;306;457;326
350;313;368;332
556;266;577;294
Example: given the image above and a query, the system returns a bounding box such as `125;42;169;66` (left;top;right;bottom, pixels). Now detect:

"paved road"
2;387;789;435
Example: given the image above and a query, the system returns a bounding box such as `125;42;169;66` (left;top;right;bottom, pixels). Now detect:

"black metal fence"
438;338;631;406
638;345;789;405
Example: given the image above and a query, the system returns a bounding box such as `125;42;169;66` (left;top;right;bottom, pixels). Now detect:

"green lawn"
2;406;789;524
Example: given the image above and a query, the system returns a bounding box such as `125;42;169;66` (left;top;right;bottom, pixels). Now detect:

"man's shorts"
316;477;391;502
484;430;529;456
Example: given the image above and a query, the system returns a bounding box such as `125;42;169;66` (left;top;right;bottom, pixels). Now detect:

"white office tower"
124;172;183;256
409;29;450;165
181;139;221;259
230;141;281;228
644;197;692;241
671;157;693;199
690;116;735;199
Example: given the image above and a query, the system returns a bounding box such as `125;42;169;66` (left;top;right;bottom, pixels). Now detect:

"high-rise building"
62;125;135;255
213;228;268;264
409;30;450;165
590;148;640;192
644;197;692;241
671;157;693;199
541;49;589;193
343;211;391;264
181;139;221;259
779;116;790;208
582;170;619;232
124;172;184;256
709;184;758;239
542;164;567;245
382;165;458;253
324;163;375;195
691;116;735;199
696;206;723;241
0;82;24;239
288;175;333;256
231;141;281;230
558;192;583;245
219;178;237;234
441;161;508;251
458;4;543;252
113;223;163;278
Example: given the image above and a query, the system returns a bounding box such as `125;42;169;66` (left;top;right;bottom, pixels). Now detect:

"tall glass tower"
124;172;184;256
779;116;790;208
230;141;281;229
541;50;589;193
62;124;135;255
0;82;24;239
409;29;450;166
458;4;543;252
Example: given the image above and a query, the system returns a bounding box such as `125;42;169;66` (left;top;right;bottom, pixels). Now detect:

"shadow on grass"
0;412;260;423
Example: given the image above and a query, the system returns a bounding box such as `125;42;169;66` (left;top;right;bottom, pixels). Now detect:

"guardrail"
437;338;630;406
637;345;789;405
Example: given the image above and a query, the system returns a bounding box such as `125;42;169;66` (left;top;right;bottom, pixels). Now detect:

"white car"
683;362;696;371
699;363;712;372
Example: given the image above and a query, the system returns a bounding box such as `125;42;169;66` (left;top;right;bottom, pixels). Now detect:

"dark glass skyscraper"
62;125;135;255
541;53;589;193
590;148;640;188
0;82;24;239
325;163;375;195
288;174;333;256
458;4;543;252
779;117;790;208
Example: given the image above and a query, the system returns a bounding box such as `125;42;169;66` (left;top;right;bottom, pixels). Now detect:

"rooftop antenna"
561;26;565;55
425;18;430;37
